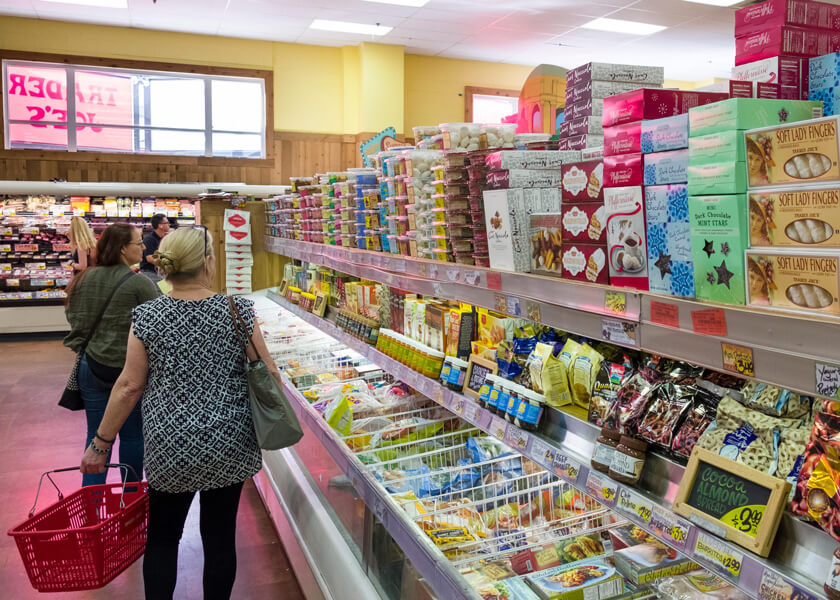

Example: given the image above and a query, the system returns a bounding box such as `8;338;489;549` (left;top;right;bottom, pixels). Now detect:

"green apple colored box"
688;130;746;166
687;162;747;196
688;98;823;137
688;194;748;305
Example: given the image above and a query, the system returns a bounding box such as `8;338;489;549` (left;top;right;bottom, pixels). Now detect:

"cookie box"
603;89;729;128
604;186;649;290
566;80;643;105
735;26;840;65
735;0;840;37
613;545;699;586
566;62;665;87
524;558;625;600
561;203;607;243
582;147;605;160
484;189;534;272
688;130;746;165
643;149;690;186
687;162;748;195
530;213;564;276
689;194;749;305
604;122;642;157
560;117;604;138
733;55;809;101
604;153;643;188
749;185;840;247
688;98;823;136
486;150;580;171
562;160;604;203
809;51;840;116
562;243;609;285
746;248;840;314
565;98;604;121
641;114;690;154
645;185;695;297
487;169;564;190
559;134;605;151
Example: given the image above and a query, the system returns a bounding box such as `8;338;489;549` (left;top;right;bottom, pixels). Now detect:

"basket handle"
29;464;140;517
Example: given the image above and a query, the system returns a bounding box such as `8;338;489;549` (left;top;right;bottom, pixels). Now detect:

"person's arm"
76;251;88;271
80;327;148;475
248;321;282;386
142;236;157;265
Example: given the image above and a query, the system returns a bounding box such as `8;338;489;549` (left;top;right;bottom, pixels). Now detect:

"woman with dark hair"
65;223;159;485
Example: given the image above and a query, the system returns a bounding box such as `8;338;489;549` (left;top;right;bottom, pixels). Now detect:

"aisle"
0;338;305;600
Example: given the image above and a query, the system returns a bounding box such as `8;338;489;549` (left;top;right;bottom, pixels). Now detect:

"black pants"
143;481;245;600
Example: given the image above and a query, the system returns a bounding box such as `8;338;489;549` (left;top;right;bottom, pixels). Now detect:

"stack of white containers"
224;207;254;295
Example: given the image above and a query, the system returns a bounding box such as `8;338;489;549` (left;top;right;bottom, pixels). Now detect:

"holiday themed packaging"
562;160;605;203
565;98;604;121
643;149;690;186
485;188;562;272
485;151;581;171
735;26;840;65
604;153;643;187
687;162;749;195
809;51;840;115
746;248;840;314
733;55;810;100
561;203;608;244
604;122;642;157
530;213;563;276
688;130;747;165
566;62;665;87
562;243;609;284
748;185;840;247
641;114;690;154
604;186;649;290
735;0;840;37
603;89;729;128
688;98;823;136
689;194;749;304
645;185;694;297
487;169;564;190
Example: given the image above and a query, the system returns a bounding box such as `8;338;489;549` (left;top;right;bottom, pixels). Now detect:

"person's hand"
80;444;108;475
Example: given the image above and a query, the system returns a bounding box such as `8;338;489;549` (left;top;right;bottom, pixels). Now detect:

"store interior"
3;1;840;599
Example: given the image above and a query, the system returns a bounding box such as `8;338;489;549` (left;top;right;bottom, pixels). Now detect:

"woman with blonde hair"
81;225;281;600
68;216;97;274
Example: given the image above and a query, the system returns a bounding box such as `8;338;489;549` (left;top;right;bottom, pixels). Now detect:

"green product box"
688;98;823;137
688;129;745;166
687;162;747;196
613;544;699;586
689;194;749;305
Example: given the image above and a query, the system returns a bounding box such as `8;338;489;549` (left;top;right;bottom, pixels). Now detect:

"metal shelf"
265;289;832;600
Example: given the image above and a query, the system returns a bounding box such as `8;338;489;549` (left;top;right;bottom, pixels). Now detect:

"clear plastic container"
483;123;516;149
514;133;550;149
441;123;484;151
413;125;442;141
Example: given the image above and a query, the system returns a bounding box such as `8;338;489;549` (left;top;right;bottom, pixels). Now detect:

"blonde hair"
154;227;213;280
68;216;96;253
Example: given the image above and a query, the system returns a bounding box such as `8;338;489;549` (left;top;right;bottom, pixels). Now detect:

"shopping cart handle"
28;464;140;517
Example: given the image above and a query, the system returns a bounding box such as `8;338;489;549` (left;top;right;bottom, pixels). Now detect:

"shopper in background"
65;223;159;486
80;226;277;600
68;216;97;275
140;213;170;283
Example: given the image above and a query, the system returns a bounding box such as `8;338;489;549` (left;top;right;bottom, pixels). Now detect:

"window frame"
0;50;274;166
464;85;520;123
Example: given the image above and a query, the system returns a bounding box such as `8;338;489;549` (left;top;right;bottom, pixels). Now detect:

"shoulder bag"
59;271;135;411
228;296;303;450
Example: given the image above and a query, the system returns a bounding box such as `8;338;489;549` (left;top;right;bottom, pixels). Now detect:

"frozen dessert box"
745;115;840;188
487;169;564;190
735;26;840;65
524;557;624;600
746;248;840;315
485;151;580;171
562;243;609;285
566;62;665;87
643;149;690;186
735;0;840;38
562;160;604;203
604;153;643;188
689;194;749;305
687;162;748;195
561;202;607;243
565;98;604;121
566;80;642;105
733;55;809;101
748;185;840;247
603;89;729;128
614;544;699;586
688;97;823;137
688;130;746;165
645;184;694;297
560;116;604;138
641;114;690;154
559;134;605;151
530;213;564;276
605;186;649;290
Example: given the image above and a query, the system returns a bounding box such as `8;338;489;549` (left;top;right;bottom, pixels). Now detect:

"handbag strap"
80;270;135;352
227;296;254;363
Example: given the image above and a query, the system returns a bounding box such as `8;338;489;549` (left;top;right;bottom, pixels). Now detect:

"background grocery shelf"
264;289;832;600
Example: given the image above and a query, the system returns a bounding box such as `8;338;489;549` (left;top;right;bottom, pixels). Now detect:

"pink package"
603;89;729;127
735;26;840;65
604;153;643;188
561;203;607;243
604;122;641;156
565;98;603;122
731;55;809;100
735;0;840;38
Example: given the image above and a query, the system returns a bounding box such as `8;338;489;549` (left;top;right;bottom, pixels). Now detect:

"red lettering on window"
28;76;45;98
8;73;26;96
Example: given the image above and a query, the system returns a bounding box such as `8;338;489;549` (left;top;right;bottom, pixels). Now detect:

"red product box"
559;116;603;138
604;153;643;188
730;80;754;98
757;82;780;98
732;55;810;100
735;26;840;65
561;202;607;243
561;160;604;203
604;122;641;156
603;89;729;127
735;0;840;38
561;243;609;284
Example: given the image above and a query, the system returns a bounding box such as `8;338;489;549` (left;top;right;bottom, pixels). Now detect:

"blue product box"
643;148;689;186
645;184;695;298
810;52;840;116
640;113;689;153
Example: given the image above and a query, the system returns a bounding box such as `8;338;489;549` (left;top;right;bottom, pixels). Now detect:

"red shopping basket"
8;464;148;592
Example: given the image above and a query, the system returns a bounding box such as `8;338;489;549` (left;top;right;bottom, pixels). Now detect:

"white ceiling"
0;0;818;80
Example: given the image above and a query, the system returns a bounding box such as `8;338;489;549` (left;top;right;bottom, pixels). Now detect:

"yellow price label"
601;487;616;501
694;532;743;579
605;291;626;315
637;505;652;522
720;505;764;538
670;525;686;542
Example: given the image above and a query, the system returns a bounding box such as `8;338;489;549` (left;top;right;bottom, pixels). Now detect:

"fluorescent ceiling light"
581;17;666;35
361;0;430;6
679;0;741;5
41;0;127;7
310;19;393;35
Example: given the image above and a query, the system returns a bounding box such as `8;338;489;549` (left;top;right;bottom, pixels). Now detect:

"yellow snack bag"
570;343;604;409
528;342;572;408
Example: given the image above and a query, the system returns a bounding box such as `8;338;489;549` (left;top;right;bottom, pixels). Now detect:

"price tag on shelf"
602;318;637;346
503;424;529;452
552;451;582;483
464;270;480;286
605;291;626;315
694;531;743;580
433;283;443;297
692;308;727;336
435;386;445;405
506;296;522;317
649;505;691;552
585;472;616;506
529;438;557;473
418;262;428;278
616;487;652;524
486;271;502;290
393;259;406;273
477;409;493;430
525;300;541;323
489;415;507;441
721;343;755;378
452;396;466;417
816;362;840;400
758;569;821;600
445;268;460;282
650;300;679;329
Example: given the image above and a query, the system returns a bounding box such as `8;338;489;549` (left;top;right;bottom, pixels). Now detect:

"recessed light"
679;0;742;5
580;17;667;35
361;0;430;6
310;19;393;36
42;0;127;6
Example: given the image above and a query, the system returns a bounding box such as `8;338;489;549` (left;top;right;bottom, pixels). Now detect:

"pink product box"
732;55;809;100
565;98;604;121
735;26;840;65
562;243;609;284
559;116;604;138
735;0;840;38
561;160;605;203
604;153;643;188
559;134;604;151
603;89;730;127
566;80;643;105
604;185;649;291
604;122;642;156
561;202;607;243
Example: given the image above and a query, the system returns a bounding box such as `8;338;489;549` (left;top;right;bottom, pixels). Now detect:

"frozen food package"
656;570;750;600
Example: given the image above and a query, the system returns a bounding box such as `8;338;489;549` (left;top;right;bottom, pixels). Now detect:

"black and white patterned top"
132;294;261;493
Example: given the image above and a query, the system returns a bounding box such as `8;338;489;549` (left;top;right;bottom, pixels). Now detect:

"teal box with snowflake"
688;194;749;305
809;52;840;117
646;185;694;297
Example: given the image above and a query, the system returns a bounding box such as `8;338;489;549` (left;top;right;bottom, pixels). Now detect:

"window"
464;86;519;124
2;60;266;158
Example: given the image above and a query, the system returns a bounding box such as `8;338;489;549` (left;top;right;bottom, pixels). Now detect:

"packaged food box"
688;97;823;136
486;150;580;171
689;194;749;304
735;26;840;65
604;122;642;157
688;130;746;165
735;0;840;37
562;160;604;203
565;98;604;121
746;248;840;314
809;51;840;115
561;203;607;243
582;146;605;160
687;162;748;195
560;117;604;138
604;89;729;128
562;243;609;284
641;114;690;154
524;558;625;600
566;62;665;88
732;55;809;101
613;544;699;586
559;134;605;151
643;149;690;186
566;80;643;105
530;213;563;276
604;153;643;188
645;185;694;297
749;185;840;247
605;186;649;290
746;115;840;189
487;169;564;190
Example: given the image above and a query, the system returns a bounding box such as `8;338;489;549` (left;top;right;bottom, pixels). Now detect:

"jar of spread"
448;357;468;391
440;357;455;387
504;383;524;423
826;546;840;600
591;428;621;474
478;375;496;410
514;389;545;431
609;436;648;486
494;380;512;418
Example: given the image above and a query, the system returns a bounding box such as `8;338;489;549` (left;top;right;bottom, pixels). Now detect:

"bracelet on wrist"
89;441;109;456
95;432;115;444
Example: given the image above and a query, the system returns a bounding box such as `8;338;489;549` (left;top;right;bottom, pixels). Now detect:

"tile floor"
0;337;305;600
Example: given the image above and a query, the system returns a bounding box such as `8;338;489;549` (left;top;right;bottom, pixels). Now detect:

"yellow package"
746;249;840;315
426;526;475;549
557;338;582;371
528;342;572;408
324;397;352;436
570;344;604;409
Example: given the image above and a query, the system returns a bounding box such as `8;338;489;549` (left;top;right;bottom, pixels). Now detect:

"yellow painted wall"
359;43;405;134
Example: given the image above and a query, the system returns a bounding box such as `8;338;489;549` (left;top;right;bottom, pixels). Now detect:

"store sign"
359;127;399;168
721;342;755;377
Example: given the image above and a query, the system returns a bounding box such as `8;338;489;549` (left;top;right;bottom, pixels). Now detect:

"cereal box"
561;160;604;203
561;203;607;243
746;248;840;314
748;185;840;247
645;185;694;297
604;186;649;290
530;213;564;276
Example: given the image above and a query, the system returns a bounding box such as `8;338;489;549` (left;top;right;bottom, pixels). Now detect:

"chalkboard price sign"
674;447;790;557
463;354;497;399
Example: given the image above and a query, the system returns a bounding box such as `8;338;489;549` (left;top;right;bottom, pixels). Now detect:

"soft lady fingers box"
749;185;840;247
746;248;840;315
